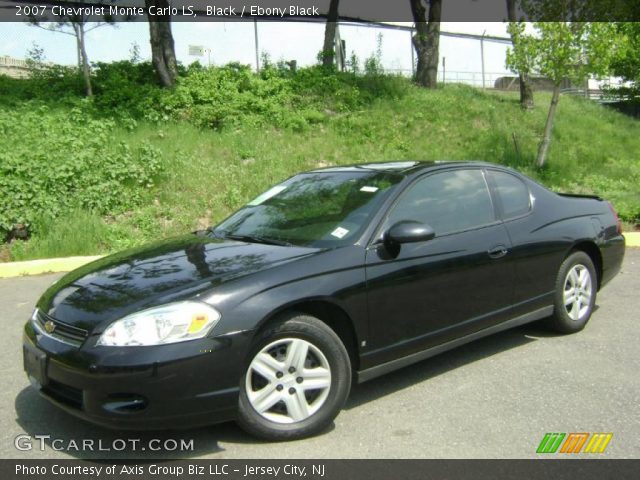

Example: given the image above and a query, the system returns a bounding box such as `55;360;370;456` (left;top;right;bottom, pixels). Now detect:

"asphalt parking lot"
1;251;638;459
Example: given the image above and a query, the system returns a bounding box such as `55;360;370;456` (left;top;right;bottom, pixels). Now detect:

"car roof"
308;160;501;176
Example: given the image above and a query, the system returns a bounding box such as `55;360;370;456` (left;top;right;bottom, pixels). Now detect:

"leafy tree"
321;0;340;69
129;42;142;64
363;33;384;75
410;0;441;88
506;0;534;108
507;22;619;167
145;0;178;87
608;23;640;101
30;10;114;97
25;42;46;72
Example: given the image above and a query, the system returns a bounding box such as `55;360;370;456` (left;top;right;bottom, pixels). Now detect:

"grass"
4;83;640;261
8;210;113;260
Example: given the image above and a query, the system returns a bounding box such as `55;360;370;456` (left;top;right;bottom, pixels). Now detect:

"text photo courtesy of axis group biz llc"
1;0;639;479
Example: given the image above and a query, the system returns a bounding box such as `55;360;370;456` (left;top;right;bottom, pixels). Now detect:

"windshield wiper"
220;232;293;247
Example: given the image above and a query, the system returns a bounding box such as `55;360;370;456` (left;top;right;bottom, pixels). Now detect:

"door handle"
488;245;508;259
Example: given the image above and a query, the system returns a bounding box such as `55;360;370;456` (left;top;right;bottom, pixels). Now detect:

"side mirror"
385;221;435;245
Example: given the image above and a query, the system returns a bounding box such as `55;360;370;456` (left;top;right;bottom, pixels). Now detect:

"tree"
25;42;46;67
608;23;639;101
129;42;142;64
507;22;619;167
410;0;441;88
506;0;534;108
145;0;178;87
321;0;340;69
30;14;113;97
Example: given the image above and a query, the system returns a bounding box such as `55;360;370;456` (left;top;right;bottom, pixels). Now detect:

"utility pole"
410;28;415;78
442;56;446;85
254;18;260;73
480;30;486;89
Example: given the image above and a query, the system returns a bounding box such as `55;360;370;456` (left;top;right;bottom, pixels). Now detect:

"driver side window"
386;169;495;236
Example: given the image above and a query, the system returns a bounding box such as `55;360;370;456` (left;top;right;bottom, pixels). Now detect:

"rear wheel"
547;251;597;333
237;313;351;440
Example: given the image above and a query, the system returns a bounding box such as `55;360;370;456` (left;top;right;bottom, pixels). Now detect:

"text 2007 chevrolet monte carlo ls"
23;161;625;440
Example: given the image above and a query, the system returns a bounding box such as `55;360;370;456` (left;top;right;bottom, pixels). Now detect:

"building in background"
0;55;29;78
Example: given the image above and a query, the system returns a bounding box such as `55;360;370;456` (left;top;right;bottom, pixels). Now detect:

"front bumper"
23;320;253;430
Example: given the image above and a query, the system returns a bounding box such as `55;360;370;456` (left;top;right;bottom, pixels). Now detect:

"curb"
0;255;104;279
626;232;640;247
0;233;639;279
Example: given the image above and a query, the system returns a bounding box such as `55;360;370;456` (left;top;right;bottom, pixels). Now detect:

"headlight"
97;301;221;347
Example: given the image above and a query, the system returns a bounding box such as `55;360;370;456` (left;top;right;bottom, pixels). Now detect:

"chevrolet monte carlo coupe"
23;161;625;440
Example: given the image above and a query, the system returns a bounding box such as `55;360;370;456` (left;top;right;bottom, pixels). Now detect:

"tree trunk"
506;0;534;108
410;0;441;88
73;22;93;97
76;35;82;68
146;0;178;87
518;73;534;108
536;84;560;167
321;0;340;68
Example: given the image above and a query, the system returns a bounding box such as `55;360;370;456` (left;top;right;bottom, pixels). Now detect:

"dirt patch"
0;245;12;263
472;118;489;130
196;210;212;231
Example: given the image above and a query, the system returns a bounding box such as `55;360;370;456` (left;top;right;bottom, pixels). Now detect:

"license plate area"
23;343;48;387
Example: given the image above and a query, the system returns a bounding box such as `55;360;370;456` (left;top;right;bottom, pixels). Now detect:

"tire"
546;251;597;334
237;312;352;440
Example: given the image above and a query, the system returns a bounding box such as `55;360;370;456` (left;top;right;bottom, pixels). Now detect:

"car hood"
37;233;316;331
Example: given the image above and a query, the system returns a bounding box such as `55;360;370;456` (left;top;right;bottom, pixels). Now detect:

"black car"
23;161;625;440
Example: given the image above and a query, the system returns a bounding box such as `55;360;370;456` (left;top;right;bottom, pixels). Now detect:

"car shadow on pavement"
346;322;555;410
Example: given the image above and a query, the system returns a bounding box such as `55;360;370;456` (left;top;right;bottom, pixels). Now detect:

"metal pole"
254;18;260;73
442;56;446;85
584;78;589;99
410;28;415;78
480;30;486;89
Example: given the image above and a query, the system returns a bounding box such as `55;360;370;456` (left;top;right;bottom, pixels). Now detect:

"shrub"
0;103;162;239
92;61;164;117
0;65;83;106
2;59;412;132
157;63;410;130
160;63;294;129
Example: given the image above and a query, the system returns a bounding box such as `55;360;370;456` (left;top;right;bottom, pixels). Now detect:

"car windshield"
214;171;403;247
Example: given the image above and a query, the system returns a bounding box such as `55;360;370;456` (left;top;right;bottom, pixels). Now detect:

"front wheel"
547;251;597;334
237;313;351;440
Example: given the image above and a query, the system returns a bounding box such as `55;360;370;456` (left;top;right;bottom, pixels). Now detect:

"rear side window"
386;169;495;235
490;170;531;219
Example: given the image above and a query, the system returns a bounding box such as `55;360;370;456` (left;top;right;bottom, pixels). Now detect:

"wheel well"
570;241;603;290
261;300;360;371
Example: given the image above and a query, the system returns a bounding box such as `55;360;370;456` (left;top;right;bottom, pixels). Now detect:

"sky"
0;21;513;82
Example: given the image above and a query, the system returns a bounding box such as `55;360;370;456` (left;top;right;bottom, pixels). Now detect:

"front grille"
43;379;83;409
35;310;89;347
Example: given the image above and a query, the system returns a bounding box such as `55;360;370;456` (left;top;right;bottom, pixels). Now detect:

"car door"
363;168;515;367
485;168;561;317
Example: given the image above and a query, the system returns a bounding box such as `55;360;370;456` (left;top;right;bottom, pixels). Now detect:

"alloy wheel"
563;264;592;321
245;338;332;424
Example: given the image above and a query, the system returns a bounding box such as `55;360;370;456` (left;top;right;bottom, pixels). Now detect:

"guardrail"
0;55;28;67
560;88;619;104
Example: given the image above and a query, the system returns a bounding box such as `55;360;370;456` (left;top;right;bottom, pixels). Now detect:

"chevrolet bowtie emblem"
44;320;56;333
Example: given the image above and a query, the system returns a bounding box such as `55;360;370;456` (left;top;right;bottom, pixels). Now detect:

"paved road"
1;251;638;459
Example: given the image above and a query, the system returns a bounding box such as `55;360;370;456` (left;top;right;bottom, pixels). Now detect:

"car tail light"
607;201;622;235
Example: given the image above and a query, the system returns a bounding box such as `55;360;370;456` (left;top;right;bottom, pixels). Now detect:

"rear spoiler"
557;192;603;201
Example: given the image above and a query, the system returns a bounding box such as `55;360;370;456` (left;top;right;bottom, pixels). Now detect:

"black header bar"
1;0;639;23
